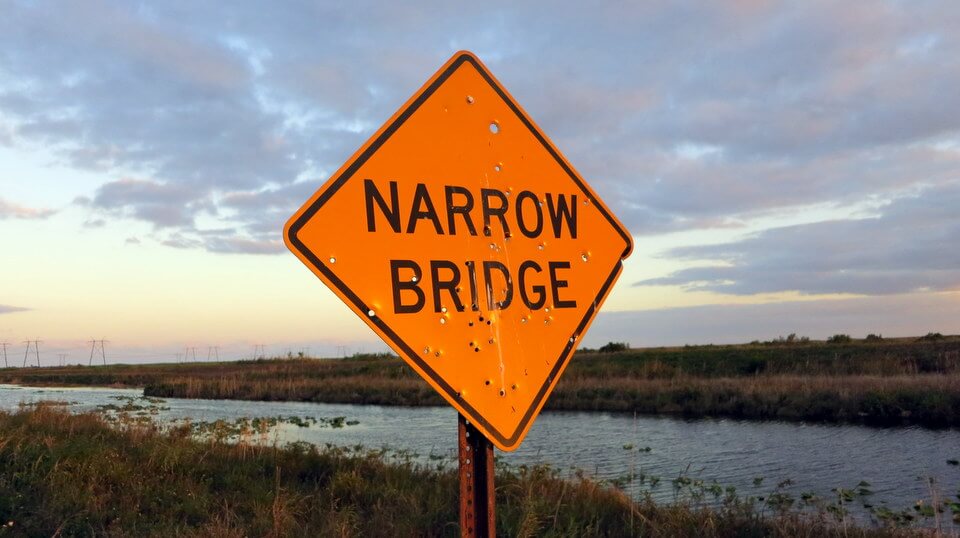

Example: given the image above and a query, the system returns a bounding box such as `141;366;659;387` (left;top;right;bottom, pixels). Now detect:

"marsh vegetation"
2;335;957;427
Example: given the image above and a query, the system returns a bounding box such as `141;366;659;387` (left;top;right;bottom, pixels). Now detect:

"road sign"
285;51;632;451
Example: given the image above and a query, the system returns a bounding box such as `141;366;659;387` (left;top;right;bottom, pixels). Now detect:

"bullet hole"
489;121;500;134
466;95;475;104
440;317;447;325
484;380;491;386
498;389;505;397
423;347;430;354
329;257;336;264
367;309;375;317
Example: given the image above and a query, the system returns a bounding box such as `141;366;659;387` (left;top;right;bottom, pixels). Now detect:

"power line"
22;338;41;367
88;339;108;366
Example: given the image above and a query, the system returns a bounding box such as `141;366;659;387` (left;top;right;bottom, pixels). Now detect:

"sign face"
285;51;632;451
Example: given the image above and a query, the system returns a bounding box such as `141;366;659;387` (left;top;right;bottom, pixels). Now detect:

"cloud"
0;197;56;220
158;230;282;255
635;182;960;295
84;178;205;228
1;0;959;270
0;304;28;315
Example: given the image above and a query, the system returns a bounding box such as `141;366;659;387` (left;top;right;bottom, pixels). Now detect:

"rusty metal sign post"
285;51;632;536
459;414;495;536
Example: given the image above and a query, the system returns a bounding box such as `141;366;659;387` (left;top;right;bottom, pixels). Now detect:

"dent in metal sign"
285;51;632;451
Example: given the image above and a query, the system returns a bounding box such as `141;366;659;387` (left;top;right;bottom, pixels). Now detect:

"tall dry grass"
3;338;960;426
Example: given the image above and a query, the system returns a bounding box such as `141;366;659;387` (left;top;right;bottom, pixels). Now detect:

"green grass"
0;405;926;537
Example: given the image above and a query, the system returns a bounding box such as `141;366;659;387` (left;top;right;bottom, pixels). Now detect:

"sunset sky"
1;1;959;364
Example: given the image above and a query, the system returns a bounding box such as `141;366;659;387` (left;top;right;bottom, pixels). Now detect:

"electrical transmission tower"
88;339;108;366
57;353;67;366
175;352;183;363
22;338;41;367
207;346;220;362
252;344;266;360
184;346;198;363
1;342;9;368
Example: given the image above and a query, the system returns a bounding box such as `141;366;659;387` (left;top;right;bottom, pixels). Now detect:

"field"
1;335;959;427
0;404;934;537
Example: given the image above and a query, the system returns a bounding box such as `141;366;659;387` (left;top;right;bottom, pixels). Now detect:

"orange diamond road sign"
285;51;632;451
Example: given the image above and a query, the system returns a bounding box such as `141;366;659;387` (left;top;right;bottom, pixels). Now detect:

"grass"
1;336;959;427
0;405;931;537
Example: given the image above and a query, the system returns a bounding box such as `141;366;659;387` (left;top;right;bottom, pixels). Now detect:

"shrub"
598;342;630;353
918;332;944;342
827;334;852;344
865;334;883;342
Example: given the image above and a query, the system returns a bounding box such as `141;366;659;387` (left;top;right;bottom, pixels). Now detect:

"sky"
1;1;959;364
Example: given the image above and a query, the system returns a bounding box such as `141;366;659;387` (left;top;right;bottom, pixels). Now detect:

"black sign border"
288;52;631;448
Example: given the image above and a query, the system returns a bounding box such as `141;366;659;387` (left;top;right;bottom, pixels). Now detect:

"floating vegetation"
18;400;77;407
178;415;360;444
97;395;170;414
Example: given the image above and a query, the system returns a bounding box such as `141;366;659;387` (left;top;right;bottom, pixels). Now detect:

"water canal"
2;384;957;529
